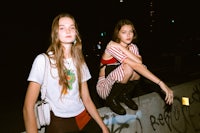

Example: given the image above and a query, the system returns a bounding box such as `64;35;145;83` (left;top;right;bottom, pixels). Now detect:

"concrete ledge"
98;78;200;133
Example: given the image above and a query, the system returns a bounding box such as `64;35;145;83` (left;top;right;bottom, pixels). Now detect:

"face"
58;17;76;44
118;25;134;45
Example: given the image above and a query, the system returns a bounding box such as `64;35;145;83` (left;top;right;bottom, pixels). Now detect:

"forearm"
125;59;174;104
125;58;161;85
81;82;109;132
84;100;107;130
23;83;40;133
23;107;38;133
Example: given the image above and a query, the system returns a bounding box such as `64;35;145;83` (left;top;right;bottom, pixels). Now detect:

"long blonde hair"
46;13;85;95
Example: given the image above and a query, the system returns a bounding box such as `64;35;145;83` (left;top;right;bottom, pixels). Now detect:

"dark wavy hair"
112;19;137;43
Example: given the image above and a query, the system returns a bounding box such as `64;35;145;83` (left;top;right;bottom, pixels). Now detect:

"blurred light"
100;32;106;37
171;19;175;23
182;97;189;106
97;41;101;50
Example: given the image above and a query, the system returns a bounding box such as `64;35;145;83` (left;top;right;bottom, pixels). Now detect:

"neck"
120;42;128;48
62;44;72;59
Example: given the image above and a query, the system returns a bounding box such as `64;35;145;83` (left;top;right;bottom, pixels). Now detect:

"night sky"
2;0;200;99
2;0;200;60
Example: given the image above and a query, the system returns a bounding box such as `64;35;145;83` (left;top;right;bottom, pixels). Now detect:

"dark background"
1;0;200;132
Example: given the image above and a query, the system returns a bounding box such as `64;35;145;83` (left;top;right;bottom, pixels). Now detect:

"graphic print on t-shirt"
64;69;75;90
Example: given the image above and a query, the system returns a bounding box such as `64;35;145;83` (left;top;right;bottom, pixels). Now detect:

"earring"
73;39;77;45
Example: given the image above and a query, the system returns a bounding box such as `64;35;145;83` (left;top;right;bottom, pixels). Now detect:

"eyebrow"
58;24;75;27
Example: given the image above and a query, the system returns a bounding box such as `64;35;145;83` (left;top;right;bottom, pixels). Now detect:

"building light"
182;97;189;106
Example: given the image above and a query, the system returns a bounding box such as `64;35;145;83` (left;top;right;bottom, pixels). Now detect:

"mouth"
65;35;71;38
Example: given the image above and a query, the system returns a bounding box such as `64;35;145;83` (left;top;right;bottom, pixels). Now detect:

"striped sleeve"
105;47;127;63
128;43;140;55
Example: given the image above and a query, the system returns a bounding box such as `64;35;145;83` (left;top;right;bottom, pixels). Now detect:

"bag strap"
40;53;49;100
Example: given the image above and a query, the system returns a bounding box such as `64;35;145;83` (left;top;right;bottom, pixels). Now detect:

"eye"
70;26;76;30
59;26;65;30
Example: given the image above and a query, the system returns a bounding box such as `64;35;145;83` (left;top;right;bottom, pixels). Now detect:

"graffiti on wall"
101;110;143;133
100;83;200;133
150;83;200;133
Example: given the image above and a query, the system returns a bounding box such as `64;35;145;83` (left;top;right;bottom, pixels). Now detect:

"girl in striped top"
96;19;173;115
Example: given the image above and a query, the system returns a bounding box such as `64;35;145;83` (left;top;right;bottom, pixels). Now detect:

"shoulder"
37;53;46;58
32;53;46;66
36;53;46;60
130;43;137;47
129;43;139;49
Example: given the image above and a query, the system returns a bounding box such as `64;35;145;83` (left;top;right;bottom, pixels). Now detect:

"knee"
123;63;139;78
122;64;133;74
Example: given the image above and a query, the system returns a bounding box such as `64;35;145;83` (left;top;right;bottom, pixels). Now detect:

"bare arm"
23;82;41;133
81;81;109;133
124;58;173;105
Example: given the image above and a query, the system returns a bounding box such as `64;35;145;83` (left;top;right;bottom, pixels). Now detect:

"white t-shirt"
27;53;91;118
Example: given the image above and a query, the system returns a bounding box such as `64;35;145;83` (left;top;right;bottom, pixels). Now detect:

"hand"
159;81;174;105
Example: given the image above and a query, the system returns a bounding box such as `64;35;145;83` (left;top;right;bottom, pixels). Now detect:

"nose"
127;32;133;37
65;28;71;33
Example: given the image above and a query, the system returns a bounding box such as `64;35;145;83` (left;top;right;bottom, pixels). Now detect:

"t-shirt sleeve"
27;54;46;85
105;47;127;63
128;43;141;57
81;63;91;82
